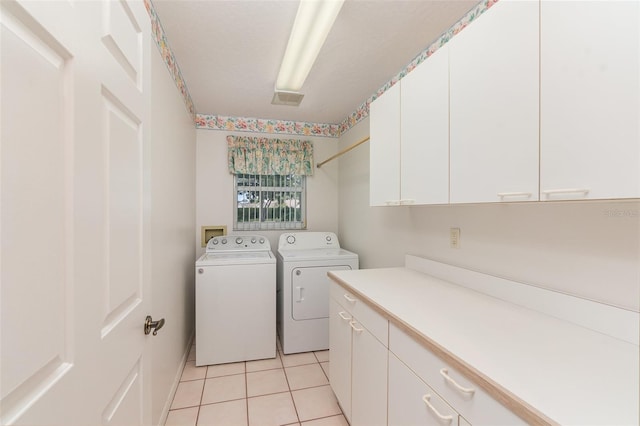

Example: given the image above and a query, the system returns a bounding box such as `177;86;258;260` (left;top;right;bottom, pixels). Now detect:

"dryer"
277;232;358;354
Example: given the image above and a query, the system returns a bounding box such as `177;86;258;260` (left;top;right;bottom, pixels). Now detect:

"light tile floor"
165;339;347;426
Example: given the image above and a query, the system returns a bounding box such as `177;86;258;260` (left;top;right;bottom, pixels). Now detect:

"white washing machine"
195;235;276;366
277;232;359;354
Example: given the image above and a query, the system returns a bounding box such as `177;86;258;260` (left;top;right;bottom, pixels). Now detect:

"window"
234;173;306;230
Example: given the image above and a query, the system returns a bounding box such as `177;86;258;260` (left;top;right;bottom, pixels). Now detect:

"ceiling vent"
272;90;304;107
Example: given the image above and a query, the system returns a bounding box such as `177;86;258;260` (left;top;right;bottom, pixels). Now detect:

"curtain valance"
227;135;314;176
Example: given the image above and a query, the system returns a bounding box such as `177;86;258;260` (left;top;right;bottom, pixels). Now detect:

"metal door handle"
144;316;165;336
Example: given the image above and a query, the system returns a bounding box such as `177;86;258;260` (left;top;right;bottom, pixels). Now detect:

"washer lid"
278;248;358;262
196;251;275;266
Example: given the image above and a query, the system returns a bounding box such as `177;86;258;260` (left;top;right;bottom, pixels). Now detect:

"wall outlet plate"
450;227;461;249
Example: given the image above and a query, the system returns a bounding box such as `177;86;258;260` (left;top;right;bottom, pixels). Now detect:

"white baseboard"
157;331;195;426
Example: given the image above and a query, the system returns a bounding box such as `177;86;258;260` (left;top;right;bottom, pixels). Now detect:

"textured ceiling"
152;0;479;124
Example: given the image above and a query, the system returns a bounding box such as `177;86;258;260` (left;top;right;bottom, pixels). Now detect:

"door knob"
144;316;165;336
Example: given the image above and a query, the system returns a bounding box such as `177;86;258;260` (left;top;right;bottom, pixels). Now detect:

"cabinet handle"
541;188;589;198
440;368;475;395
349;320;364;333
385;200;401;206
497;192;532;199
422;394;453;423
338;311;351;321
343;294;356;303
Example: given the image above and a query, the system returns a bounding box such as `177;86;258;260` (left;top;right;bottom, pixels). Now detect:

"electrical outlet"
450;227;460;249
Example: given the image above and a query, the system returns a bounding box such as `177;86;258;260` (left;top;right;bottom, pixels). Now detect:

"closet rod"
316;136;370;168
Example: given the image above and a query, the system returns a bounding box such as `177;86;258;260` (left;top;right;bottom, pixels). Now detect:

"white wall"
150;47;197;424
196;130;339;255
338;118;640;312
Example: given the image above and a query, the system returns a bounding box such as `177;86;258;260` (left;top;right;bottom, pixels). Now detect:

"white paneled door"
1;1;152;425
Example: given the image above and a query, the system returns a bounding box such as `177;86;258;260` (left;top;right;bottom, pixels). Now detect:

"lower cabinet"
389;323;525;425
329;285;388;425
328;298;352;420
389;353;465;426
329;281;526;426
351;318;387;426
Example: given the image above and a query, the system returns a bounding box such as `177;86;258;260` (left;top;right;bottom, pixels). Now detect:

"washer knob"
326;235;332;242
235;237;243;244
251;238;257;244
286;235;296;244
259;238;265;244
221;238;227;244
212;239;219;245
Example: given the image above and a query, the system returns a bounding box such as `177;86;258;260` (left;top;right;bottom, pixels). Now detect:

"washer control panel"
278;232;341;250
206;235;270;252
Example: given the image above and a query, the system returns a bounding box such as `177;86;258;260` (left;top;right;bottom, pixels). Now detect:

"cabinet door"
370;82;401;206
389;354;459;426
449;0;539;203
351;319;388;426
329;298;352;421
401;45;450;205
540;0;640;200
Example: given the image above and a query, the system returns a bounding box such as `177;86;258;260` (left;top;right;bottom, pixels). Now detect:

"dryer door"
291;265;352;320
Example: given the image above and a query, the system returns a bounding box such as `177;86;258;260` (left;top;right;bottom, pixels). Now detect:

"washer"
195;235;276;366
277;232;359;354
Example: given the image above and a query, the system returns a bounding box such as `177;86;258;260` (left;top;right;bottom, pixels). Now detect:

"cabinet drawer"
330;280;351;309
389;353;462;426
390;323;525;425
329;281;388;347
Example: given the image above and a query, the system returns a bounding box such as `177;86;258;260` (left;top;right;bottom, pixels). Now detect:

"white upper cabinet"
370;82;401;206
449;0;540;203
401;45;450;205
540;0;640;200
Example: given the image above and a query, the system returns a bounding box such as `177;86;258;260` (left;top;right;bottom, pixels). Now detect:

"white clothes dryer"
195;235;276;366
277;232;358;354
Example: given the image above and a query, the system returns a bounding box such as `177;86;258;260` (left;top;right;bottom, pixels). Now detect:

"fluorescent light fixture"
275;0;345;92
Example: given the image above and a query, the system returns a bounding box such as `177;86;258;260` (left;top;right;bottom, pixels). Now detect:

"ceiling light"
275;0;345;96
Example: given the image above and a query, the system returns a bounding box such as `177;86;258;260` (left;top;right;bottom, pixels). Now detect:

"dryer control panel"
278;232;340;250
206;235;271;252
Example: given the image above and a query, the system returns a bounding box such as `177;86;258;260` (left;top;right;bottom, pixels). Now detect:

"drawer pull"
440;368;475;395
422;394;453;423
349;320;364;333
541;188;590;197
343;294;357;303
338;311;351;321
497;191;532;199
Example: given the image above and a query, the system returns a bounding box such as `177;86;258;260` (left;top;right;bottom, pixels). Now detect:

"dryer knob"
198;268;204;274
259;238;265;244
235;237;243;244
326;235;332;242
212;239;219;245
221;238;227;244
251;238;257;244
286;235;296;244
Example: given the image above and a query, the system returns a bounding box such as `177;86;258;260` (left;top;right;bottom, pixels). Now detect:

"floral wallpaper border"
145;0;497;138
144;0;196;119
196;114;340;138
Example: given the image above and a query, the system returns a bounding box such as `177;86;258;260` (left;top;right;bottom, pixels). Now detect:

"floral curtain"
227;135;314;176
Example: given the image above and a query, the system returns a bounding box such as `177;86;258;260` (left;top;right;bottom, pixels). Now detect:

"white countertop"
329;266;639;425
